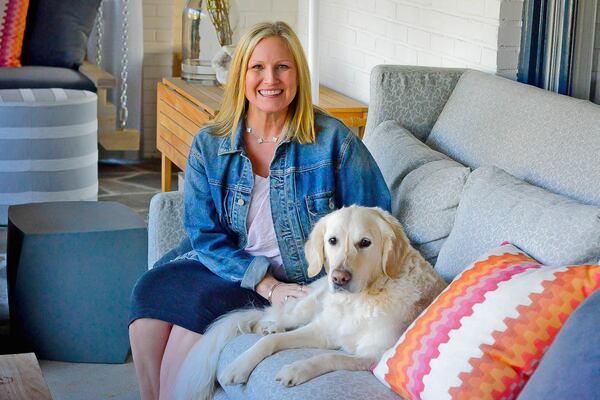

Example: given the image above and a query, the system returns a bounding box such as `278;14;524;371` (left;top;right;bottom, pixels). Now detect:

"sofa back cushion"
364;120;470;263
0;0;29;67
435;166;600;282
426;69;600;207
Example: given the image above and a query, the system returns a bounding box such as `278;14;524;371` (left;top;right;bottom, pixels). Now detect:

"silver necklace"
245;126;279;144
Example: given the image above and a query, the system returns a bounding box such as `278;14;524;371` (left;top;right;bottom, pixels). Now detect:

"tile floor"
0;160;176;399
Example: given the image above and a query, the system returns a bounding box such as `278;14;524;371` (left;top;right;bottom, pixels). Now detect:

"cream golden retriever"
176;206;447;400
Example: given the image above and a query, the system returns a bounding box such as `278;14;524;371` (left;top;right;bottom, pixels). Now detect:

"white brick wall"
142;0;525;158
142;0;176;159
297;0;524;103
141;0;297;158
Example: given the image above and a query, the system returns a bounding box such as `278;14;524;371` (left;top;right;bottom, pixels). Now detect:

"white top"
245;175;286;279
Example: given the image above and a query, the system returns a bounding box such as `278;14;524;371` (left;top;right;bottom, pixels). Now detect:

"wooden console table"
157;77;368;192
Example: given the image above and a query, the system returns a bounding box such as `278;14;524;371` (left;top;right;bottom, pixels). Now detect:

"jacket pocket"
305;191;336;226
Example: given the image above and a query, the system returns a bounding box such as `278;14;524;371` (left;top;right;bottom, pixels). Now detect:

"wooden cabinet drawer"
157;83;215;170
158;83;212;126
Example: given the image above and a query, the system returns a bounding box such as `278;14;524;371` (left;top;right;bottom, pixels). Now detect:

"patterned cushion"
373;243;600;400
517;289;600;399
0;0;29;67
364;120;469;263
435;166;600;282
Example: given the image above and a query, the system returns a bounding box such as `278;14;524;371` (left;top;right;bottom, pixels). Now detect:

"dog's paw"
255;319;285;336
219;362;252;386
275;362;314;387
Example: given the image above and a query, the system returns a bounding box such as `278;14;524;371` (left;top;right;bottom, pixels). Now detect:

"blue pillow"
23;0;101;69
517;289;600;399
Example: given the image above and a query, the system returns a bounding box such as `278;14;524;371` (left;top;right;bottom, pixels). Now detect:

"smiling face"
245;36;298;119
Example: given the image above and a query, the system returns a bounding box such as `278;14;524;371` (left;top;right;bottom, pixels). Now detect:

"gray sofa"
147;65;600;399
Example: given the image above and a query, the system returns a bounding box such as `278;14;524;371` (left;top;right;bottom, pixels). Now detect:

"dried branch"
207;0;233;46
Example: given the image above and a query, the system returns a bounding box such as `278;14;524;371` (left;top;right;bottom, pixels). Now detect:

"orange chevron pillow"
0;0;29;67
373;243;600;400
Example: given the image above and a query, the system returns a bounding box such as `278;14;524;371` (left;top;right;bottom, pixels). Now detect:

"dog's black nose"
332;269;352;286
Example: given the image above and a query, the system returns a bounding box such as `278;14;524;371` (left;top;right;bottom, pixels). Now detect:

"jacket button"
329;199;335;209
237;198;245;206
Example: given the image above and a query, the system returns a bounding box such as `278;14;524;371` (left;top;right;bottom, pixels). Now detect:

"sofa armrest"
148;191;186;269
365;65;466;142
79;61;116;89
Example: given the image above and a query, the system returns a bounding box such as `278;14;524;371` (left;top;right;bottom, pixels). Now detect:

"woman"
129;21;391;400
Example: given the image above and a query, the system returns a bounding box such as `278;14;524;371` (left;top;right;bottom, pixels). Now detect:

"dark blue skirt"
129;258;269;334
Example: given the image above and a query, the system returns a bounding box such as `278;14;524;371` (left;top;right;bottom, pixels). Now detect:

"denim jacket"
178;112;391;290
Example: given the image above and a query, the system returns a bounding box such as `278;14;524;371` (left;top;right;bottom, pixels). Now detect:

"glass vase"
181;0;216;83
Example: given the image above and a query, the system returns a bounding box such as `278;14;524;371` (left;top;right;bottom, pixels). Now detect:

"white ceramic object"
211;44;236;85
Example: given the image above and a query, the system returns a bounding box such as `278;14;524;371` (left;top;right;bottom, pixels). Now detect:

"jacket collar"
218;119;245;155
217;117;292;155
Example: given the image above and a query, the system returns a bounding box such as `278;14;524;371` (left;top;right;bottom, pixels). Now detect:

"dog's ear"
304;215;329;278
374;208;411;279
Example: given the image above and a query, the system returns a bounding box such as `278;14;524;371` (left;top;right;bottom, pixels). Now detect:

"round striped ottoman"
0;88;98;224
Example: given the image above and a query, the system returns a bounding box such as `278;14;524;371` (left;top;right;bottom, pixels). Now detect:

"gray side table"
7;201;147;363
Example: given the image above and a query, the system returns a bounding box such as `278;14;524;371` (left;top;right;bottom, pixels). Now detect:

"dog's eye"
358;238;371;248
328;237;337;245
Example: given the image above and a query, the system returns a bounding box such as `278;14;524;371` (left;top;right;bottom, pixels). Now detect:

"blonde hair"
207;21;318;144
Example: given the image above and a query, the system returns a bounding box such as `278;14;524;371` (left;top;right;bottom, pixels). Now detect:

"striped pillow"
0;0;29;67
373;243;600;400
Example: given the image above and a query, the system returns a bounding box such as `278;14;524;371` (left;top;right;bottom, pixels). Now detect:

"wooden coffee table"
0;353;52;399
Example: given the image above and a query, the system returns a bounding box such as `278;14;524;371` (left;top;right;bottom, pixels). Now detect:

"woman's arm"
336;131;392;211
183;137;270;290
256;274;310;305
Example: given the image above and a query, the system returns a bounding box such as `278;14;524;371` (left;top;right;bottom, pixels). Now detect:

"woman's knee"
129;318;172;342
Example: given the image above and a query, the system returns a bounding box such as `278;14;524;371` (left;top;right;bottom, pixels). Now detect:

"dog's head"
304;206;412;293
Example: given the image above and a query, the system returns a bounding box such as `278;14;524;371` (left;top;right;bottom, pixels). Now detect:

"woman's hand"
256;275;311;306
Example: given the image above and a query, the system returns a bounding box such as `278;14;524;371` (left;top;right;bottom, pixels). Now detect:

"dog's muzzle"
331;269;352;289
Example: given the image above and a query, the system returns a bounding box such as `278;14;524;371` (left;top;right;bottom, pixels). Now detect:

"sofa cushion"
517;289;600;399
0;0;29;67
373;242;600;400
364;120;469;262
217;334;402;400
397;159;469;264
435;166;600;282
426;69;600;208
0;66;96;91
22;0;101;69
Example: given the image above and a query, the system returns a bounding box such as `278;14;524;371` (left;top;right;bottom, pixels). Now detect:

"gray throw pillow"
364;120;470;262
435;166;600;282
23;0;101;69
